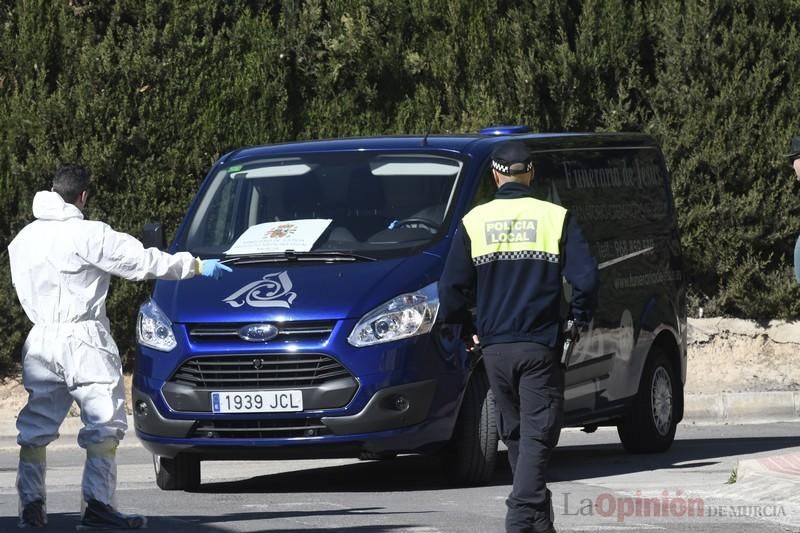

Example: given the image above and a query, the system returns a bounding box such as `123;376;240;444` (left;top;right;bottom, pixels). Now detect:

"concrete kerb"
684;391;800;423
737;452;800;482
734;452;800;510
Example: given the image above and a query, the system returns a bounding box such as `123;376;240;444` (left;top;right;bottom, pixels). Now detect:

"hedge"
2;0;800;373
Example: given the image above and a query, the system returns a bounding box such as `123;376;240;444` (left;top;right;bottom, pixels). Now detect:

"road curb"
685;391;800;423
732;452;800;510
737;452;800;482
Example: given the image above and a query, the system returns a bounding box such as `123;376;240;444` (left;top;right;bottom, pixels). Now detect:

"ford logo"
238;324;279;342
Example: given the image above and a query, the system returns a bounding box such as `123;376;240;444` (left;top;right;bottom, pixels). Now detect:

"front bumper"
133;378;444;459
134;319;475;460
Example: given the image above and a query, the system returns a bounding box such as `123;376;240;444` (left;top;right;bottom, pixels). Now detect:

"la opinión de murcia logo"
560;490;787;522
223;271;297;309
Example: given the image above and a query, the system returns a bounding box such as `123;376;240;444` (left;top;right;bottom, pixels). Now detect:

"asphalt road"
0;422;798;532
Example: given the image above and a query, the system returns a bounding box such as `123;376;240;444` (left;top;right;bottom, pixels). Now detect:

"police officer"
438;141;598;533
787;136;800;283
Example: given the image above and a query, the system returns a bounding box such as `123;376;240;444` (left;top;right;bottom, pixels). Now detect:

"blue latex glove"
199;259;233;280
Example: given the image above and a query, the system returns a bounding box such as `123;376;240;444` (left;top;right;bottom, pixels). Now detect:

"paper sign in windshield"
225;219;332;255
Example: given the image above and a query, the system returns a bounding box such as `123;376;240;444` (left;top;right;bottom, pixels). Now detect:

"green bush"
2;0;800;374
646;0;800;316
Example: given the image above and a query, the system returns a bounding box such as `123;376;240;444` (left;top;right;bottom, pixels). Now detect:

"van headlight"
137;300;177;352
348;282;439;347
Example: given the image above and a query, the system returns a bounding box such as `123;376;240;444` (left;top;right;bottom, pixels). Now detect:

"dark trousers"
483;342;564;533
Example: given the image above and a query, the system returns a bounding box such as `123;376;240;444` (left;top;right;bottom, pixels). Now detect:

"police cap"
786;136;800;161
491;141;533;175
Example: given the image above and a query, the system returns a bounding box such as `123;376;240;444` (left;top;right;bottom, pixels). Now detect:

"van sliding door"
529;146;679;422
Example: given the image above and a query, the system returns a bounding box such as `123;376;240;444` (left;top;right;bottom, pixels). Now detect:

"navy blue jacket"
438;182;598;348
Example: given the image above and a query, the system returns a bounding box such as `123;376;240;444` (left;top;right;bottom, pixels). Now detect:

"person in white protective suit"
7;164;232;529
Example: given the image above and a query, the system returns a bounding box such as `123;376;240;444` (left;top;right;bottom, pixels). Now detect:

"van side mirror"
142;222;166;250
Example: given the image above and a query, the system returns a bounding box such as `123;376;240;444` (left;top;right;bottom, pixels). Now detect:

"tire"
154;453;201;491
617;348;679;453
442;369;499;486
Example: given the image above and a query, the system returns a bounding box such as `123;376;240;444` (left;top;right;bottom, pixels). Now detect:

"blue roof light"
479;125;531;135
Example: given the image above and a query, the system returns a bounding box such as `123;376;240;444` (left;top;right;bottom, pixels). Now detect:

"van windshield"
184;152;463;258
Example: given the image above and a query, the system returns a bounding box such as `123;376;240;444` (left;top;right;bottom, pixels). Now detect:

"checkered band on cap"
491;159;533;175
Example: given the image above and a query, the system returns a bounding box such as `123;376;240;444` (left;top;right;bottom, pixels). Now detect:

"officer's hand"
471;334;480;349
564;319;585;342
199;259;233;280
465;334;480;352
463;334;481;370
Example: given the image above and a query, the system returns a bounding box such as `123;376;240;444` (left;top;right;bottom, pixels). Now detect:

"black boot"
77;499;147;530
532;510;557;533
19;499;46;528
532;490;556;533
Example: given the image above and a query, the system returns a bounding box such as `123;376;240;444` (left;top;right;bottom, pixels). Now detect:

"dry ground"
0;373;133;421
686;334;800;393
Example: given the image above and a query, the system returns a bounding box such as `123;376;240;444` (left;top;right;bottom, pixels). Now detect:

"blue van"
135;128;687;490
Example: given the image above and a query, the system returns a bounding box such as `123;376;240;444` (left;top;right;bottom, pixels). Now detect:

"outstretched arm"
79;222;199;281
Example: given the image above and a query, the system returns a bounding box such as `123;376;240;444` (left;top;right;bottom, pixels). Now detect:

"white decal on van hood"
223;271;297;308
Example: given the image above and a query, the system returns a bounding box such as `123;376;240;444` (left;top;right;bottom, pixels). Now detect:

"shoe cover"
82;439;118;508
78;499;147;530
18;499;46;528
17;446;47;528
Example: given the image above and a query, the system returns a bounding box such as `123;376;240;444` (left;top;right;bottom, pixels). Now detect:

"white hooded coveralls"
8;191;197;511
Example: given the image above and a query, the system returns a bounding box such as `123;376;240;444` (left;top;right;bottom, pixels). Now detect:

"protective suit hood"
32;190;83;221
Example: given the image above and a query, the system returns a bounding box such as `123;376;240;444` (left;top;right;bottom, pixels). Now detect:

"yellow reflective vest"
462;197;567;266
438;182;597;348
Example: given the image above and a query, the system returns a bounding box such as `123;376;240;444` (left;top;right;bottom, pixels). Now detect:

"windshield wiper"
222;250;376;265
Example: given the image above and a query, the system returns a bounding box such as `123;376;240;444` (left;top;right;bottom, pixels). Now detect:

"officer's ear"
526;169;534;185
492;169;501;188
76;190;89;209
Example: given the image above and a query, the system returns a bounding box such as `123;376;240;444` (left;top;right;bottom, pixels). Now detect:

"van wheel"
153;453;201;491
617;349;678;453
442;369;498;486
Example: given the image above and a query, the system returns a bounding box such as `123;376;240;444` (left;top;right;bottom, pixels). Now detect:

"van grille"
170;354;352;389
187;320;335;344
192;418;331;439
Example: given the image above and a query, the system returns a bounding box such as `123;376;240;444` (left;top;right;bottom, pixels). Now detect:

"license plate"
211;390;303;413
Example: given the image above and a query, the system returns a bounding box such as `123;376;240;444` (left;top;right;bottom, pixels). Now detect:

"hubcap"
651;366;673;436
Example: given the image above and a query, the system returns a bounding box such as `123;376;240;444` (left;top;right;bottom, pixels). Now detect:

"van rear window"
533;148;671;240
471;147;671;242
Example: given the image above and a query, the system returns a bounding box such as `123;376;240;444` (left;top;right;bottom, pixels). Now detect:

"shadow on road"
200;454;507;493
159;508;433;532
198;433;800;494
0;511;425;532
550;434;800;482
0;513;80;533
